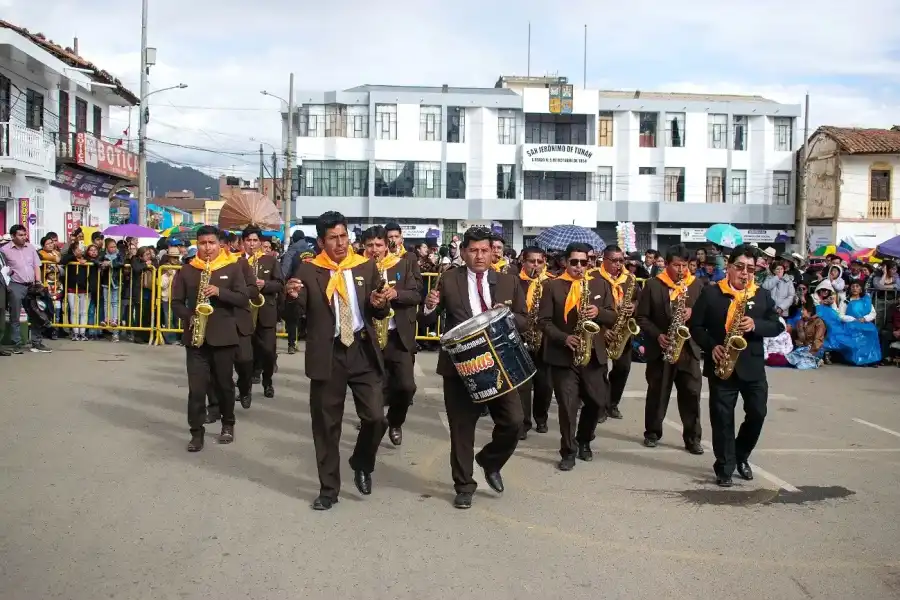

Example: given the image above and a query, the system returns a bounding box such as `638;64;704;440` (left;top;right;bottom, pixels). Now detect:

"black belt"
334;329;369;344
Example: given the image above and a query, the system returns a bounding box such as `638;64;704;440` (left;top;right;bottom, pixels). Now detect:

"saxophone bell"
190;260;215;348
605;272;641;361
714;288;750;379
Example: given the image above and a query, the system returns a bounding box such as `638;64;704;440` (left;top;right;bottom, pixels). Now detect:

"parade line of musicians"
174;212;782;510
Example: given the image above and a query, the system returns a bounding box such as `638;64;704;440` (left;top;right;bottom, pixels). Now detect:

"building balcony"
54;131;140;181
0;122;55;176
867;200;893;220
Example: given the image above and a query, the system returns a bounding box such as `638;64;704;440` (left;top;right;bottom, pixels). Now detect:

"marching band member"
384;222;423;294
421;226;527;509
517;246;554;438
285;211;391;511
361;226;421;446
538;242;617;472
490;235;510;273
635;244;705;454
171;225;248;452
688;244;783;487
594;245;639;419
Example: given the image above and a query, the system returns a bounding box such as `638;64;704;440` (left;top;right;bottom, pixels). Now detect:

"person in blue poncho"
815;279;882;367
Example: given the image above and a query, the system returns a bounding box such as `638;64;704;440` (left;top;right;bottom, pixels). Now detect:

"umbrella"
218;189;282;231
159;224;197;236
875;234;900;259
705;224;743;248
850;248;881;263
811;245;850;261
103;224;160;238
533;225;605;253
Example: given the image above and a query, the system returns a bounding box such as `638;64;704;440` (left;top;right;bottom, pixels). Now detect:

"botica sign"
522;143;599;173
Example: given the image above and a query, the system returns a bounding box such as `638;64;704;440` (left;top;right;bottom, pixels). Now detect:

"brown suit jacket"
383;258;422;353
249;254;284;329
419;267;527;378
635;276;704;363
235;257;261;337
171;260;249;347
290;258;389;380
538;277;617;367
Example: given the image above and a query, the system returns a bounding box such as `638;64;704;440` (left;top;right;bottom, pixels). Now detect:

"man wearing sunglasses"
538;242;617;472
688;244;783;487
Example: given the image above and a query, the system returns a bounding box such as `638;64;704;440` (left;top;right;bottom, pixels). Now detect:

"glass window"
595;167;612;201
375;104;398;140
773;171;791;205
733;115;747;151
300;160;369;197
75;98;88;133
446;163;466;199
706;168;725;203
497;164;515;199
666;113;685;147
775;117;793;151
708;114;727;149
374;161;440;198
93;106;102;139
299;105;326;138
638;112;657;148
638;167;656;175
598;111;613;147
26;89;44;130
524;172;588;200
664;167;685;202
447;107;465;143
497;110;517;144
420;105;442;141
731;170;747;204
525;114;588;145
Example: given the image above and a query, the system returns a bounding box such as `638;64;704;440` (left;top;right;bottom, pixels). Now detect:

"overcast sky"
6;0;900;178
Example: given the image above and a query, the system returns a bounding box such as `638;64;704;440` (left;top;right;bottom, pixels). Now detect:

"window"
869;168;892;218
525;114;588;145
447;107;465;143
638;112;657;147
0;75;9;123
664;167;685;202
345;106;369;139
299;105;325;138
300;160;369;197
75;98;88;133
446;163;466;199
731;170;747;204
598;111;613;147
25;89;43;130
497;110;517;144
419;105;441;141
93;106;102;139
57;91;69;140
773;171;791;205
706;168;725;203
375;104;398;140
638;167;657;175
524;172;588;200
665;113;685;147
31;185;46;242
374;161;440;198
206;209;220;224
708;113;727;149
774;117;793;151
497;164;515;199
324;105;346;137
596;166;612;201
733;115;747;151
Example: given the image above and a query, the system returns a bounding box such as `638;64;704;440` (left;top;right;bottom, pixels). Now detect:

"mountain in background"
147;161;219;198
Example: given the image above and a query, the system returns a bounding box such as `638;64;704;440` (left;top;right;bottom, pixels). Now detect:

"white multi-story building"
285;76;801;250
0;21;139;243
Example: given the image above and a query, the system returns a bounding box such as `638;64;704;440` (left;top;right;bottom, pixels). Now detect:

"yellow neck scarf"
657;271;696;301
492;258;508;272
247;250;265;265
377;252;401;273
717;279;759;332
310;251;370;302
557;271;591;323
519;266;550;311
189;249;239;271
597;265;628;305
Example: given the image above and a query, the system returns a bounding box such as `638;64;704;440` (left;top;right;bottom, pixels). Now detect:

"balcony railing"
0;122;55;174
868;200;892;219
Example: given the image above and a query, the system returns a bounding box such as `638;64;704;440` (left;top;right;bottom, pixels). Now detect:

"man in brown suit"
538;242;617;471
285;211;392;511
421;226;527;509
361;226;421;446
171;225;250;452
516;246;554;438
385;222;423;297
635;243;704;454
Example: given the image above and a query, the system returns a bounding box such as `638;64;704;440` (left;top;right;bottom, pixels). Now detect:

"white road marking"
852;418;900;439
663;418;801;493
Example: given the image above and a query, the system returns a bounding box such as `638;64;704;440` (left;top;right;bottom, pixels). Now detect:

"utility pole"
258;144;264;193
283;72;294;244
797;93;810;256
527;22;531;77
272;151;278;208
583;24;587;89
137;0;149;226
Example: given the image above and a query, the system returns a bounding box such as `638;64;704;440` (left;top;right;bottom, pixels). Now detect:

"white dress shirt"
332;269;365;337
423;268;491;316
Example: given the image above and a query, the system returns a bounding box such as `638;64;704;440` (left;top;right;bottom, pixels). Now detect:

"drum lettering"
453;351;496;378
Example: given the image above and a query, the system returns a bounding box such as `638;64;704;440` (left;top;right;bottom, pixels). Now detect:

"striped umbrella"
851;248;881;263
811;245;850;261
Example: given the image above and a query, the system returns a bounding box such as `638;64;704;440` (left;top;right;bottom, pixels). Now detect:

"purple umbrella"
102;224;160;238
875;234;900;259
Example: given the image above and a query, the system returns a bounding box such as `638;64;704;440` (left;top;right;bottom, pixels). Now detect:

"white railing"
0;122;56;174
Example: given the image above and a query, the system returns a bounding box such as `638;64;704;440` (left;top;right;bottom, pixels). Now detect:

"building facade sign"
522;144;598;172
680;228;791;243
74;133;140;180
52;165;118;197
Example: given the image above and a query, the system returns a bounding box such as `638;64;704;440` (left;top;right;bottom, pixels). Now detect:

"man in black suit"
688;244;784;487
172;225;250;452
421;226;527;509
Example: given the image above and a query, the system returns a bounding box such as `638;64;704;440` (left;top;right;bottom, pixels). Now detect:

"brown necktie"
338;292;355;347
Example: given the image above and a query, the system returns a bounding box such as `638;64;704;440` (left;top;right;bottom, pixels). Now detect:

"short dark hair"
47;231;58;240
727;243;757;265
316;211;348;239
645;248;659;257
565;242;592;259
491;234;505;245
603;245;623;256
91;231;103;241
242;224;263;240
9;224;25;236
104;237;116;246
217;229;228;242
520;246;545;261
665;244;691;263
290;230;304;244
196;225;219;239
361;225;387;244
461;226;492;249
384;222;402;235
39;235;50;247
225;232;238;243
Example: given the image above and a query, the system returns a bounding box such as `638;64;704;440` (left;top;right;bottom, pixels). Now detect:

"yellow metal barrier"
154;264;185;345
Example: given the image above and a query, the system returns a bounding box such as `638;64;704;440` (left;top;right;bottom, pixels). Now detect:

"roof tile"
818;126;900;154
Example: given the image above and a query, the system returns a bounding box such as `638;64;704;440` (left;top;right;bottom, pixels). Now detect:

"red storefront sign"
64;212;81;242
74;132;140;180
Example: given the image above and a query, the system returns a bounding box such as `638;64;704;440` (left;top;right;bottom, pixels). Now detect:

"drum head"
441;306;510;344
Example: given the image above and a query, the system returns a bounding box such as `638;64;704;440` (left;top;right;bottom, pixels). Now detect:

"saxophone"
248;253;266;328
374;265;395;349
522;268;546;354
189;260;215;348
606;273;641;360
573;277;602;367
714;288;750;379
662;281;692;364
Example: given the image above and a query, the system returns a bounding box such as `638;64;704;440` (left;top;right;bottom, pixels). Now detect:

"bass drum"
440;306;536;403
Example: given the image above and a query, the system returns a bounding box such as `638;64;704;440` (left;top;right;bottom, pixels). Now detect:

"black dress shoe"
263;385;275;398
354;470;372;495
518;429;528;441
287;344;297;355
558;455;576;471
205;412;220;424
483;470;504;494
312;495;338;510
716;476;734;487
535;423;549;434
608;406;623;419
480;406;489;417
239;393;252;409
388;427;402;446
685;441;705;455
643;436;658;448
737;461;754;481
218;424;234;444
186;433;204;452
251;373;262;385
453;492;473;509
577;443;593;462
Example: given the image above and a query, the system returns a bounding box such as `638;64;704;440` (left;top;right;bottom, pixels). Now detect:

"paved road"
2;340;900;599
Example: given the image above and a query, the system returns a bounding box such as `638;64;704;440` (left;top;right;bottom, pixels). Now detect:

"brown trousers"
383;330;416;427
309;334;387;500
187;345;237;434
550;361;609;457
519;357;552;430
643;357;703;444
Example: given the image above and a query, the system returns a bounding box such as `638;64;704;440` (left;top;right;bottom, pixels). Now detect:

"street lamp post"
261;73;295;243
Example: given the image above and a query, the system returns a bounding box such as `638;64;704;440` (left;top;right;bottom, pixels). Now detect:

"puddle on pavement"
660;485;856;507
